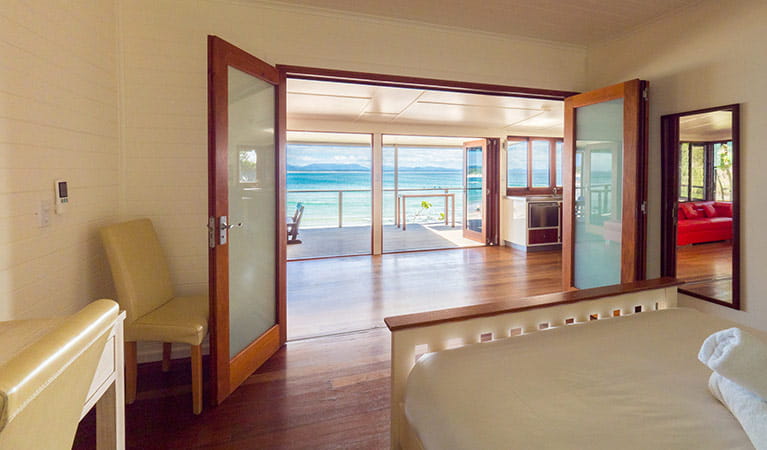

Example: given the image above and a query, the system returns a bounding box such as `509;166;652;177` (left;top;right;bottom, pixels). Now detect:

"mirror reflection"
674;107;737;305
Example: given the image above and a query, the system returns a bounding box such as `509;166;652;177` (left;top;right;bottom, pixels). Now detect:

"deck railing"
287;187;464;228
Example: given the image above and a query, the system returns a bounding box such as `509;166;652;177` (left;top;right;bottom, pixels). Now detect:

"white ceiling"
286;131;479;146
679;110;733;142
260;0;702;46
287;78;565;135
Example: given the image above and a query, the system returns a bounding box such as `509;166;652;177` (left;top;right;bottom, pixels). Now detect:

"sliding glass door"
285;132;372;259
463;140;487;243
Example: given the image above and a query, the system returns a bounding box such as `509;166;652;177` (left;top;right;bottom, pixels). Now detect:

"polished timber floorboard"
74;246;562;449
288;246;563;339
676;240;732;282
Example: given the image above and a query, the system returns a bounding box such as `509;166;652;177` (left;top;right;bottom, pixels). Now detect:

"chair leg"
125;341;137;404
162;343;172;372
191;344;202;415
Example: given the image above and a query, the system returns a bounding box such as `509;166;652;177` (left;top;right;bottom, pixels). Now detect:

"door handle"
220;219;243;230
209;216;242;247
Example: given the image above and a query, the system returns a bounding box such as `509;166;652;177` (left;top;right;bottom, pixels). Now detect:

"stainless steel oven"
528;202;560;228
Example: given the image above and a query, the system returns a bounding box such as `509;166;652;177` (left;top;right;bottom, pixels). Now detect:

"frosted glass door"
573;100;623;288
562;80;648;290
208;36;285;406
227;66;276;357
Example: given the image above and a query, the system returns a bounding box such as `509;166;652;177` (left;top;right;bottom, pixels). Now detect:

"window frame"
678;139;732;202
506;136;563;196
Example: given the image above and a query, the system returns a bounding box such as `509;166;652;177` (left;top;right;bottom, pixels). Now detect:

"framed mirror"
660;104;740;309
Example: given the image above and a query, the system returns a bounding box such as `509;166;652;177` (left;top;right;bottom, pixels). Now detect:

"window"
506;137;563;195
679;140;732;202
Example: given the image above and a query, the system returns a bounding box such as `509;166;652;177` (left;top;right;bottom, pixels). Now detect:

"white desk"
83;311;126;450
0;310;126;449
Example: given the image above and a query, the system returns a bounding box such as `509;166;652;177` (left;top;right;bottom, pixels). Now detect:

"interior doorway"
660;104;740;308
281;67;574;340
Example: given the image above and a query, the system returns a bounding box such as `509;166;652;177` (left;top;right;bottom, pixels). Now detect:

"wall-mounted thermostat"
54;179;68;214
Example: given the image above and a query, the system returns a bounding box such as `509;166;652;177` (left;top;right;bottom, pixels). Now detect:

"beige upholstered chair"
0;300;119;449
100;218;208;414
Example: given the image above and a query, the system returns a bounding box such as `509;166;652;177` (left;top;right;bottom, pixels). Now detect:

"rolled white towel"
709;372;767;450
699;327;767;400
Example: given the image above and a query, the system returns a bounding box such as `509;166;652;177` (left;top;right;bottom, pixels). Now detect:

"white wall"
0;0;119;320
118;0;588;298
588;0;767;329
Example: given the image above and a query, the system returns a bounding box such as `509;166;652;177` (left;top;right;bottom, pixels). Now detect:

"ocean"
287;169;615;228
287;170;464;228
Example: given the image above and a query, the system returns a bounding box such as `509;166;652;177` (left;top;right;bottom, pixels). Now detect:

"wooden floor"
288;246;563;339
74;329;391;449
676;241;733;304
74;246;563;449
676;241;732;282
680;278;732;303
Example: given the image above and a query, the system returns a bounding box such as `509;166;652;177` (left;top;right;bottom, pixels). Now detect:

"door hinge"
641;201;647;214
642;88;648;101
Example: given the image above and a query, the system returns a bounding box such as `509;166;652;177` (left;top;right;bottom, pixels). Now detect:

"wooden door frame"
562;79;648;290
660;104;740;309
208;35;287;406
276;65;579;100
485;138;501;246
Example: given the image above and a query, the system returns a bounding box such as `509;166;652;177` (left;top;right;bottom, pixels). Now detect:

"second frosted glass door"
573;99;623;288
562;79;648;290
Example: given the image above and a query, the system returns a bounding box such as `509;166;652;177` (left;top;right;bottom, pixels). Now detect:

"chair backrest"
292;202;304;222
293;203;305;225
0;300;118;449
100;219;174;325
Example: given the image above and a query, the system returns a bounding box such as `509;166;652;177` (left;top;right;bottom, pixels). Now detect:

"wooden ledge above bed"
384;277;683;331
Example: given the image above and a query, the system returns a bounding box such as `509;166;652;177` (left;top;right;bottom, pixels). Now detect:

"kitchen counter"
503;196;562;251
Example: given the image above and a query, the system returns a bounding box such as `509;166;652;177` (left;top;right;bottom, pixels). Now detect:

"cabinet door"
529;229;558;245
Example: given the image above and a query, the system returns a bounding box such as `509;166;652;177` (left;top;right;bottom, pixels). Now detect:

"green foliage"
420;200;432;209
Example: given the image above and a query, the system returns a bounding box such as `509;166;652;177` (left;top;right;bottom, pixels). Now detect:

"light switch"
38;200;52;227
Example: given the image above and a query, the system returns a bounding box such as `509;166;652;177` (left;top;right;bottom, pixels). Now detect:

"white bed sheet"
405;308;761;450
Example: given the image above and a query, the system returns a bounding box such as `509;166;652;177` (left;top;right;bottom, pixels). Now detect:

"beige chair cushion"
126;295;208;346
0;300;119;449
100;219;175;325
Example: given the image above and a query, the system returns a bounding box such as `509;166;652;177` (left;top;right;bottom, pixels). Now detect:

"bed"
385;278;761;449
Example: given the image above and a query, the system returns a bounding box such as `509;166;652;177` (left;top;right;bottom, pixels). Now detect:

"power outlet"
38;199;52;227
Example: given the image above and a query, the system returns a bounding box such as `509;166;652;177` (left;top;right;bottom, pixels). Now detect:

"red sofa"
677;201;732;246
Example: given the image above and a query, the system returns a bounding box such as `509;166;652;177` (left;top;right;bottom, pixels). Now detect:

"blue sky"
287;144;463;169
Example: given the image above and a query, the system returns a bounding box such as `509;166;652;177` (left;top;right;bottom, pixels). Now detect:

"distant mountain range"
287;163;459;172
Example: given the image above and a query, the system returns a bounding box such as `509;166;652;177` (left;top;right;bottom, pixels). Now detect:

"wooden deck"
287;223;482;259
73;246;563;449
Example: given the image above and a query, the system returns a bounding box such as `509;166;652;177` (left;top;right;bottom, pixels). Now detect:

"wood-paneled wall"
0;0;119;319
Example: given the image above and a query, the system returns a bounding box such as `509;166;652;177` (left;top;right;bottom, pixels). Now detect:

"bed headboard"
384;277;682;450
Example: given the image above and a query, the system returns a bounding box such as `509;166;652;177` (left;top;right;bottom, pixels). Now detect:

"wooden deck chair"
287;202;304;244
